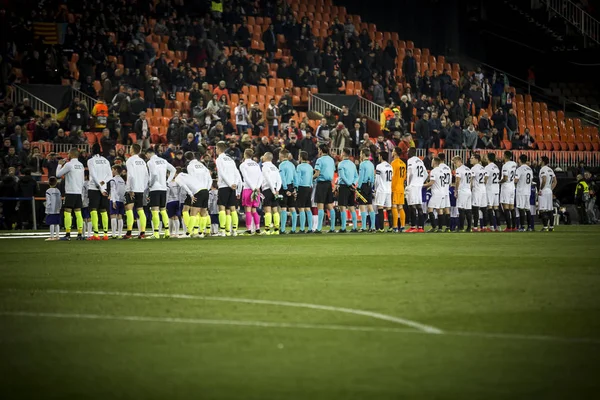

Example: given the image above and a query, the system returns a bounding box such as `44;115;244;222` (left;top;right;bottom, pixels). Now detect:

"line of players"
48;141;557;241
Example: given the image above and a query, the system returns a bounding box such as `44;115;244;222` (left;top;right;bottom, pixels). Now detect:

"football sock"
458;209;465;230
74;211;83;234
466;210;473;229
152;210;160;236
360;211;367;229
111;217;117;236
101;211;109;235
317;209;324;231
472;207;479;227
199;214;207;233
541;211;548;227
510;209;517;229
504;209;512;229
187;215;195;234
494;209;501;229
369;210;376;229
49;225;55;237
377;209;385;229
399;208;406;227
549;210;555;228
265;212;272;231
518;209;525;228
429;212;437;229
410;207;417;227
306;210;313;231
182;211;190;232
253;212;260;229
54;224;60;237
291;210;297;231
226;214;232;232
231;211;238;230
218;210;226;231
280;210;287;231
245;211;253;230
329;209;335;231
391;208;398;228
526;210;532;229
160;210;170;234
117;218;124;236
90;210;99;236
194;215;201;234
340;209;347;230
137;209;147;234
417;207;424;228
64;211;72;234
351;210;357;230
299;210;306;230
312;214;318;230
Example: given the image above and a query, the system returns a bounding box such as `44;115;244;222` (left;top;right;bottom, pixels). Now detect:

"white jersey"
539;165;556;192
125;154;149;193
484;163;500;194
87;155;112;192
501;160;518;190
471;164;487;193
147;154;176;192
166;181;181;203
175;173;205;197
261;161;282;192
109;175;126;203
455;164;472;193
239;159;263;190
375;161;393;194
407;156;427;187
45;187;62;215
186;160;212;191
82;181;89;207
439;163;452;195
56;158;85;195
429;166;451;195
515;164;533;196
216;153;240;189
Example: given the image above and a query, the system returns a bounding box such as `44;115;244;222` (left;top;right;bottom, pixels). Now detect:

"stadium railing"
0;197;38;230
308;93;343;116
10;84;58;118
541;0;600;45
71;87;98;114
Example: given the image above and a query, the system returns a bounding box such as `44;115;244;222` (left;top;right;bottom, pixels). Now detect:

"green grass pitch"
1;227;600;399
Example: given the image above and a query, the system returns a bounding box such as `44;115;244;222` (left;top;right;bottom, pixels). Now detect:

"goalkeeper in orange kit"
390;147;407;232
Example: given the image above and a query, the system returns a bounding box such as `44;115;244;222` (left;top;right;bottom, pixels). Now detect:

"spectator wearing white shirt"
234;99;249;134
134;111;151;150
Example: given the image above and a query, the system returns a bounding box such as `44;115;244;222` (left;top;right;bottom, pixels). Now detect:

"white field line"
2;311;599;344
39;289;443;334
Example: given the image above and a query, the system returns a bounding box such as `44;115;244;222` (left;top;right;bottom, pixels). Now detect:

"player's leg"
189;207;199;237
327;188;335;233
74;208;84;239
159;198;170;238
271;205;280;234
298;206;306;232
229;189;239;236
339;205;347;232
349;206;358;232
99;199;109;239
151;203;161;238
90;207;100;239
399;203;406;230
244;205;253;234
280;204;288;233
198;208;208;237
124;194;135;238
62;207;73;240
290;205;298;233
263;205;273;234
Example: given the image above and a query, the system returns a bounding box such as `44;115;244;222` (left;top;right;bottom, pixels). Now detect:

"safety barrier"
71;87;98;113
0;197;38;230
542;0;599;45
308;93;343;116
10;84;58;117
356;96;383;123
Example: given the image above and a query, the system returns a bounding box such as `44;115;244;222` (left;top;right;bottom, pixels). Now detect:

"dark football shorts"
125;192;144;208
337;185;355;207
88;190;110;210
314;181;333;204
149;190;167;208
64;193;83;210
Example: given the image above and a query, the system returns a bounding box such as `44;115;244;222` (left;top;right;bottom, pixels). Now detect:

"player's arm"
55;161;70;178
514;170;520;184
338;165;347;186
423;172;436;189
313;158;321;180
500;167;508;184
455;173;461;189
166;162;176;183
551;175;557;190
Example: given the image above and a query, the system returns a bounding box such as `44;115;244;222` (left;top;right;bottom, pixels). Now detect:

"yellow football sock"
193;215;200;234
101;211;109;234
152;210;160;236
264;212;272;230
219;210;226;230
160;210;170;235
273;212;280;230
90;210;99;235
391;208;398;228
182;211;190;230
199;214;207;233
137;209;146;234
400;208;406;227
187;215;195;234
204;216;211;233
64;211;72;233
74;210;83;234
126;209;134;230
231;211;238;230
226;214;232;232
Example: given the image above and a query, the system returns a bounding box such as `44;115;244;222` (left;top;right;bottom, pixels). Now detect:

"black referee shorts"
149;190;167;208
262;189;278;208
279;187;296;208
126;192;144;208
185;189;209;209
88;190;110;211
314;181;333;205
338;185;355;207
296;186;312;208
357;183;373;205
217;187;237;208
64;193;83;210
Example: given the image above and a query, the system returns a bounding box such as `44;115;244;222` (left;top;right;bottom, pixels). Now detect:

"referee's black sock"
429;212;436;229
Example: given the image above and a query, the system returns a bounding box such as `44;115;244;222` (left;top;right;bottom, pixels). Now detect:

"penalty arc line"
1;311;599;344
38;289;443;334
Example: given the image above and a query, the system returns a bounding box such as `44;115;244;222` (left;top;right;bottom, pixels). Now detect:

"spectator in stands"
462;123;478;150
505;108;518;141
225;140;242;165
256;136;273;159
478;112;491;134
167;116;186;146
4;147;21;171
399;95;413;125
315;118;331;145
1;138;13;161
331;122;350;155
451;98;468;126
349;120;365;153
415;113;431;149
234;99;249;134
130;92;146;118
521;128;536;149
262;25;278;62
492;77;504;110
445;80;460;107
279;98;295;128
299;130;318;162
10;126;28;152
19;141;31;164
208;121;224;145
429;112;442;149
372;79;385;106
15;99;35;121
266;98;280;136
445;120;463;149
181;133;199;153
233;20;251;48
402;50;418;90
133;111;151;150
117;98;134;145
53;129;70;144
213;80;230;103
81;76;97;99
481;78;491;109
91;99;109;132
16;168;38;228
70;130;87;146
34;118;51;142
249;102;265;137
0;175;18;229
101;128;116;158
26;147;44;178
511;132;524;150
68;100;89;133
42;153;59;178
482;130;497;149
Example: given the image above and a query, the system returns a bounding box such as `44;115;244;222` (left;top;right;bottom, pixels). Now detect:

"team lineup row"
44;141;557;241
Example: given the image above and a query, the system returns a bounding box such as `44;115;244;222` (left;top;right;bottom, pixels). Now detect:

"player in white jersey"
56;148;85;240
124;144;149;239
500;150;518;231
483;153;502;231
438;154;452;210
452;156;473;232
87;146;113;240
538;156;557;231
405;147;427;232
514;154;534;231
146;146;176;239
261;152;282;234
82;171;92;238
374;151;393;232
469;154;488;231
44;177;62;241
176;158;212;238
216;141;242;236
424;157;451;232
109;165;126;238
239;148;263;235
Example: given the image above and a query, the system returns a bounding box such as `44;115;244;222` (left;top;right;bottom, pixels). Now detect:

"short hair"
216;141;227;152
279;149;289;158
452;156;462;163
145;146;155;155
342;148;352;157
487;152;496;162
432;157;441;165
438;153;446;162
48;177;58;187
131;143;141;154
185;151;195;161
379;151;387;160
471;154;481;162
394;147;403;157
69;148;80;158
263;152;273;161
319;144;329;154
407;147;416;158
361;148;371;158
112;165;123;174
299;151;309;161
504;150;513;160
519;154;528;164
91;143;101;155
244;148;254;159
541;156;549;165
